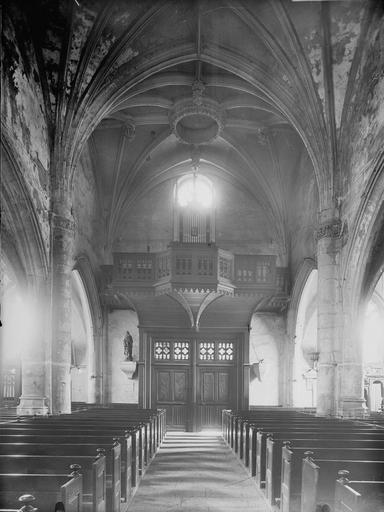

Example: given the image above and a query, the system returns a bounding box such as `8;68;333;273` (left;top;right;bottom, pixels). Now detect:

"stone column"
337;293;366;417
316;210;342;416
50;208;75;414
17;279;49;415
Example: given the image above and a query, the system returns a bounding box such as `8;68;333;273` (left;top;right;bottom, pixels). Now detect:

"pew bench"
14;419;151;472
0;472;82;512
0;494;39;512
280;445;384;512
301;456;384;512
1;422;143;497
0;442;121;512
335;475;384;512
258;429;384;492
0;455;106;512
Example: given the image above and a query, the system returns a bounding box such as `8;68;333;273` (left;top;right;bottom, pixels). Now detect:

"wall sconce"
309;352;320;371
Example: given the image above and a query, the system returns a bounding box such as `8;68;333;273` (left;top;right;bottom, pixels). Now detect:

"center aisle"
128;431;270;512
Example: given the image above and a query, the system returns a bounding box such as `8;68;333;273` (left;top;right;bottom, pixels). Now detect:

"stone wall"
288;151;318;278
107;310;139;403
114;176;279;257
2;8;51;255
249;313;286;406
72;144;104;268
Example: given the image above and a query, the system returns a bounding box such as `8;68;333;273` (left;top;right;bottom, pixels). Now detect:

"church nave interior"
1;0;384;510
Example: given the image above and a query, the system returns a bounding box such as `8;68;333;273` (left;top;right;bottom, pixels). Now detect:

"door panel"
198;367;233;428
174;371;187;401
153;367;190;429
150;338;239;431
157;371;171;401
218;372;229;402
202;372;215;402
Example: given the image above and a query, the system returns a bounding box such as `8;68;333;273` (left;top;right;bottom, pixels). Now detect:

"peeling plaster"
306;33;325;109
341;19;384;240
331;6;363;129
2;15;50;252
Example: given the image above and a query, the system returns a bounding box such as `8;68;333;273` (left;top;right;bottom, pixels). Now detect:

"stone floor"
128;431;270;512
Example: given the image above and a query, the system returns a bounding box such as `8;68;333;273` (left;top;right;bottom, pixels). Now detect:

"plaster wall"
115;177;278;256
288;152;318;277
71;368;88;402
107;310;139;403
341;8;384;229
2;10;50;254
73;146;103;267
249;313;286;406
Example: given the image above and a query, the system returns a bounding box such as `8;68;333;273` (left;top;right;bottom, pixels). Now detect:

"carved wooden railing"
110;244;288;295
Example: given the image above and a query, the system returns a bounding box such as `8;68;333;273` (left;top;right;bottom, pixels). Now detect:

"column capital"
51;212;75;232
316;218;342;240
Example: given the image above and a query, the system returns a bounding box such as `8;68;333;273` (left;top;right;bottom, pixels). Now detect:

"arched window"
173;174;215;244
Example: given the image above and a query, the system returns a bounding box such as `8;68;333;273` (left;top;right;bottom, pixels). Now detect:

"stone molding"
316;219;342;240
169;80;226;145
51;213;75;233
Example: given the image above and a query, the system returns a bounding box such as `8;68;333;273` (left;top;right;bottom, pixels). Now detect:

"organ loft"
1;1;384;511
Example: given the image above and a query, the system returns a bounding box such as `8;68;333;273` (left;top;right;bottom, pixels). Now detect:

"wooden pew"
0;442;121;512
280;445;384;512
259;428;384;491
2;420;143;497
0;494;38;512
0;455;106;512
17;417;151;473
0;406;166;507
231;412;361;465
334;471;384;512
0;469;82;512
301;455;384;512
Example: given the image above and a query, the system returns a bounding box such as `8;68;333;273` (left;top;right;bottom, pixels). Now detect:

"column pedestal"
17;285;48;416
338;361;367;418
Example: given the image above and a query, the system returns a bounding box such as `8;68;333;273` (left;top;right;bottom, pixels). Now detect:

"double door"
150;337;241;430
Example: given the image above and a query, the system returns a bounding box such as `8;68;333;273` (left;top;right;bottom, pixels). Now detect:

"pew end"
335;471;384;512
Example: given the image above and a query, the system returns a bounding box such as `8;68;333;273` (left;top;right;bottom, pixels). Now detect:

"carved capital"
316;219;342;240
123;122;136;142
51;213;75;233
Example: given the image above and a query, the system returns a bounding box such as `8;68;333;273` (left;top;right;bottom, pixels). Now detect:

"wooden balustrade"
111;246;288;297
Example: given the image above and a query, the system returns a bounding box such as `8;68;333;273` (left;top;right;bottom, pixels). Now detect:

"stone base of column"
338;397;368;419
17;395;48;416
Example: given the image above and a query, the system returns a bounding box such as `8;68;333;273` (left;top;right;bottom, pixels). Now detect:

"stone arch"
72;255;103;404
286;258;317;406
343;151;384;317
68;45;327;212
1;129;49;414
1;129;49;287
340;152;384;367
292;268;318;408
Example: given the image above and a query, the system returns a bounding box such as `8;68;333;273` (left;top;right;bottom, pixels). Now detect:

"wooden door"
148;336;241;431
153;367;190;429
198;367;233;428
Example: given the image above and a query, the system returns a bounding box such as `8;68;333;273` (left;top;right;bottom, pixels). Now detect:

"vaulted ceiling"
6;0;368;274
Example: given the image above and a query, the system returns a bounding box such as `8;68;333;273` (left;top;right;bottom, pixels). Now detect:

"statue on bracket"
123;330;134;361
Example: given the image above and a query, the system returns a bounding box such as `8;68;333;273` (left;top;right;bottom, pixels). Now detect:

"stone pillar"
316;210;342;416
17;279;49;415
50;209;75;414
242;330;250;410
337;297;366;418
